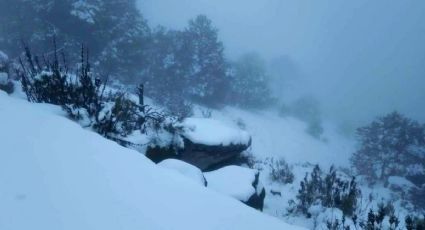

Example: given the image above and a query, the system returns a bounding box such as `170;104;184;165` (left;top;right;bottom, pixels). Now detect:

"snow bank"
158;159;206;186
181;117;251;146
0;93;305;230
205;166;258;202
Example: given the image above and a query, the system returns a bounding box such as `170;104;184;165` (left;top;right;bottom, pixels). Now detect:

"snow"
0;93;305;230
181;117;251;146
388;176;416;188
158;159;206;186
205;166;258;202
195;106;355;167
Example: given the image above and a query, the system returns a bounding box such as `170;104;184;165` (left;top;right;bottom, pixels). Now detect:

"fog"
139;0;425;127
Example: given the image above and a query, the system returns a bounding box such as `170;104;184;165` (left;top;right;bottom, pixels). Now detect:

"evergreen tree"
184;15;228;106
143;27;193;117
0;0;150;81
351;112;425;182
227;52;273;108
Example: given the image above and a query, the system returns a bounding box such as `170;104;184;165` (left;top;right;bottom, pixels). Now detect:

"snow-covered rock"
181;117;251;146
205;166;266;210
158;159;207;186
0;93;305;230
177;118;252;170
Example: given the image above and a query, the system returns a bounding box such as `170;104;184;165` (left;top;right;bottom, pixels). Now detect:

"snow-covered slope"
196;106;354;167
0;92;305;230
158;159;207;186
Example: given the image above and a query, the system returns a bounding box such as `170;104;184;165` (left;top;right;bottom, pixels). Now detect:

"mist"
139;0;425;127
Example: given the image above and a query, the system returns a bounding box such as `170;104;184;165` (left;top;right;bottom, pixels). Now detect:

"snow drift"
0;92;304;230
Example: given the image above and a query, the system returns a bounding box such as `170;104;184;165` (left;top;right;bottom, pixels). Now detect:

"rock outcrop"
146;118;251;171
204;166;266;211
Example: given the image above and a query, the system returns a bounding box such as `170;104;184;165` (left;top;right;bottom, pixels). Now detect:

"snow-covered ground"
190;105;416;229
194;106;355;168
1;84;417;230
0;91;306;230
158;159;207;186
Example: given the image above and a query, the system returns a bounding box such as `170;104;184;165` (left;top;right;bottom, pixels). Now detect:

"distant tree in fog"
227;52;273;108
184;15;228;106
279;96;323;138
143;27;193;117
143;15;228;110
351;111;425;183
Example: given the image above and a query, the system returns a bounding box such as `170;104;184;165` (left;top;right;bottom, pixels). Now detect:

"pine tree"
227;52;273;108
351;112;425;182
0;0;150;81
184;15;228;106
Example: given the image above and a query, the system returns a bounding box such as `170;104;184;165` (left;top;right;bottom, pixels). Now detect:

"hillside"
0;91;305;230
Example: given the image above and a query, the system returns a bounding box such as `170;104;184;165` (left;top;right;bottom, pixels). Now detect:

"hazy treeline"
0;0;272;113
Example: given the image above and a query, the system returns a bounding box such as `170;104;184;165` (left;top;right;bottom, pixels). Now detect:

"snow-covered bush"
18;45;169;142
266;157;294;184
356;204;405;230
92;94;142;138
405;215;425;230
351;111;425;183
293;165;360;218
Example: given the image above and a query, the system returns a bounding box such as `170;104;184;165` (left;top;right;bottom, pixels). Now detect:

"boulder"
158;159;207;187
179;138;250;171
179;118;251;170
204;166;265;211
